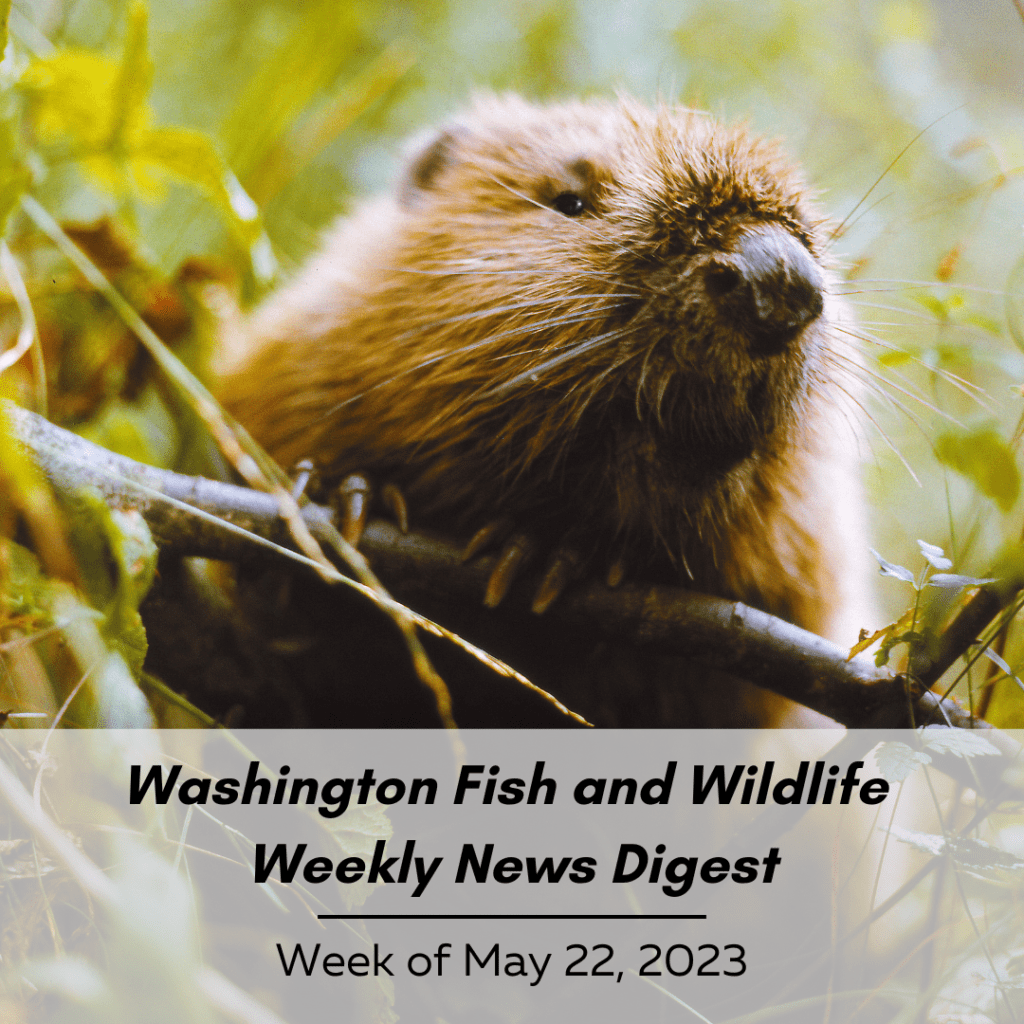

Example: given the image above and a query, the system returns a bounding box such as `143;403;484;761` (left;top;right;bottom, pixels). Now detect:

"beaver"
216;94;878;724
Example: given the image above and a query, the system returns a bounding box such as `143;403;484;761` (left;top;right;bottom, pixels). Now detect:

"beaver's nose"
705;224;824;354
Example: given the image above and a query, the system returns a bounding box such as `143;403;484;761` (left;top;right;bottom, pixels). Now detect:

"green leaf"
920;727;1000;758
109;2;152;147
877;347;914;367
2;539;55;624
79;397;166;467
0;111;29;234
917;539;952;570
885;826;1024;882
870;548;915;584
926;573;996;589
62;490;156;675
875;629;924;666
934;426;1020;513
874;741;931;782
134;126;262;244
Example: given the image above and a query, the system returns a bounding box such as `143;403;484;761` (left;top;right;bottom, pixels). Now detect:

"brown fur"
219;94;876;656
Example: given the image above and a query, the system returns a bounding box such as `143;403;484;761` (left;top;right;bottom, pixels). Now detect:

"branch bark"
4;401;1018;741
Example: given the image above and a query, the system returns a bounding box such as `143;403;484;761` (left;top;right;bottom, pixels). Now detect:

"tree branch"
5;401;1018;745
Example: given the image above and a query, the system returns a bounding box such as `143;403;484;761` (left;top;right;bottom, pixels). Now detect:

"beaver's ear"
400;128;462;206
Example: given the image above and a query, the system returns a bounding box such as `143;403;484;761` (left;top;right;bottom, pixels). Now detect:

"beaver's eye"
552;192;586;217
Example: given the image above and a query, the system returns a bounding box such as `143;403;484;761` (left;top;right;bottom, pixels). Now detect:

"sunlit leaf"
934;426;1020;513
109;3;152;146
848;607;915;659
917;539;952;570
926;573;996;589
870;548;915;584
23;10;266;271
133;126;261;244
885;826;1024;883
23;49;121;151
874;741;931;782
920;727;1000;758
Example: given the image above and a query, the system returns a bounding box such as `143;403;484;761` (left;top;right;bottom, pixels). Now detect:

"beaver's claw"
483;533;537;608
461;517;515;563
462;519;587;613
336;473;372;545
531;548;583;614
380;484;409;534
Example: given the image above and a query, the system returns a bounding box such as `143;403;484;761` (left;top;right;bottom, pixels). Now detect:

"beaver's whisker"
835;279;1004;296
827;107;964;246
483;327;630;401
841;298;950;323
385;264;639;291
821;354;959;444
393;294;638;339
321;309;627;419
832;324;994;406
806;370;867;452
819;371;922;484
842;319;945;329
824;347;966;423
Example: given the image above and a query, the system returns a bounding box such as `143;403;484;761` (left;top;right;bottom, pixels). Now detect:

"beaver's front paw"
460;519;595;613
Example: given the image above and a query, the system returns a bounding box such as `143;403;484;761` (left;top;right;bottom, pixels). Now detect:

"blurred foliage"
1;0;1024;1016
0;0;1020;716
0;0;1021;717
0;0;1015;692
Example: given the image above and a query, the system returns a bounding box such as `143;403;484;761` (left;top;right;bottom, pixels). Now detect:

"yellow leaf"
23;50;120;149
81;151;130;195
134;126;261;243
848;608;915;660
110;2;152;145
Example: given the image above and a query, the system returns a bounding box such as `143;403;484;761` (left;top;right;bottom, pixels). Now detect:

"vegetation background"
1;0;1024;716
1;2;1024;1022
